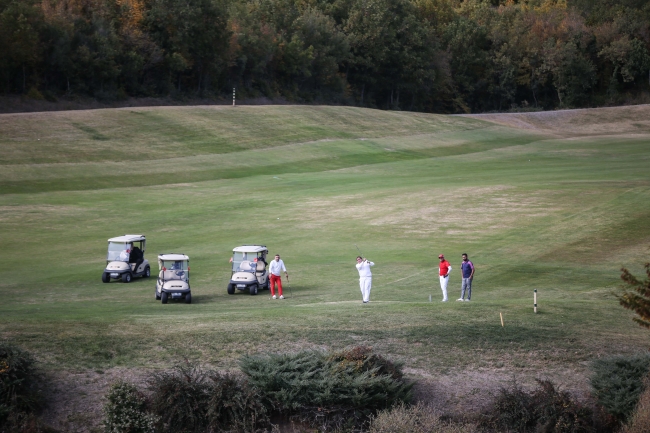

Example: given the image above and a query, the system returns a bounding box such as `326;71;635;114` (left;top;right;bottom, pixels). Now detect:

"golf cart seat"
255;260;266;276
240;261;253;271
159;270;177;280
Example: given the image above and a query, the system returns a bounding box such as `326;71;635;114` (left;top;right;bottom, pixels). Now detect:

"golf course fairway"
1;104;649;421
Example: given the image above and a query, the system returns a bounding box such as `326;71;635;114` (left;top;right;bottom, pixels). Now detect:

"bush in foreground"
240;346;412;430
147;365;267;433
0;342;42;428
590;353;650;423
369;402;475;433
103;381;157;433
480;379;594;433
620;373;650;433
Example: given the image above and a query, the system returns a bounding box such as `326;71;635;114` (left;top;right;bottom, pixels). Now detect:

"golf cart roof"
108;234;146;242
232;245;268;253
158;253;189;261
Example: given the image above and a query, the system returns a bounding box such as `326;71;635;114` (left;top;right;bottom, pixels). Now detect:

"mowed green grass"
0;105;649;382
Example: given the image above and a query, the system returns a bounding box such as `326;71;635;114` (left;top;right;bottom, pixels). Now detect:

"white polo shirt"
356;260;374;277
269;259;287;276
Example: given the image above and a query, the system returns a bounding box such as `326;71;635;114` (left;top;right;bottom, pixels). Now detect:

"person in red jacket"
438;254;452;302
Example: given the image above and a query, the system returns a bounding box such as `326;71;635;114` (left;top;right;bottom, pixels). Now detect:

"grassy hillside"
0;105;648;392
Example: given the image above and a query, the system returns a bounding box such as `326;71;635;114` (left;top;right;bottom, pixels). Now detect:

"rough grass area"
0;105;649;430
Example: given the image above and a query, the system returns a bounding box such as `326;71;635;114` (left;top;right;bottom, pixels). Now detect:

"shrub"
148;365;268;433
103;381;157;433
530;380;593;433
479;383;535;432
0;342;42;427
369;402;476;433
205;371;268;433
240;346;412;430
148;365;210;433
590;353;650;423
26;87;44;100
620;373;650;433
480;379;594;433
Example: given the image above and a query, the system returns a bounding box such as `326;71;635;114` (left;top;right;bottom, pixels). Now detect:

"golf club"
287;275;292;298
354;243;364;259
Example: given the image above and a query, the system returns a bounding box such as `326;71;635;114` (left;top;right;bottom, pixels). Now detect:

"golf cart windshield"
107;242;129;261
232;252;263;273
161;261;188;281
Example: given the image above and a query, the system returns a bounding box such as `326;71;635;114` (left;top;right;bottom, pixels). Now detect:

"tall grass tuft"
369;402;476;433
590;353;650;423
240;346;412;430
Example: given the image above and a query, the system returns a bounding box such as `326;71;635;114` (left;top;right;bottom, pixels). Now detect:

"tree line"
1;0;649;113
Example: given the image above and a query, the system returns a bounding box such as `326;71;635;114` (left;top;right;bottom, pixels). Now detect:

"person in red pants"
268;254;288;299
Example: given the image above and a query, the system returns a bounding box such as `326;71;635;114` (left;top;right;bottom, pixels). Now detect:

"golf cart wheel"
161;292;168;304
185;293;192;304
155;290;160;300
249;284;258;296
122;273;132;283
143;266;151;278
264;278;270;290
102;272;110;283
227;284;235;295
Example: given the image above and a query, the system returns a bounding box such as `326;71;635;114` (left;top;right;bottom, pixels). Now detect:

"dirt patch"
409;367;592;415
40;368;149;433
0;205;88;223
461;104;650;136
294;187;558;236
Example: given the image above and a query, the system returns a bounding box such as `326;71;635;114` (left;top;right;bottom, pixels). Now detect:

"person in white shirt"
268;254;288;299
355;256;374;303
119;245;131;262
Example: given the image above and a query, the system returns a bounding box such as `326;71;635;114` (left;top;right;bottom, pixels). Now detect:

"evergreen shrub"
620;374;650;433
590;353;650;423
240;346;412;430
0;342;42;427
103;381;157;433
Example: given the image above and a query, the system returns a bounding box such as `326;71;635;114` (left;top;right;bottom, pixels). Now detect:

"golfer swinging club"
356;256;374;303
269;254;288;300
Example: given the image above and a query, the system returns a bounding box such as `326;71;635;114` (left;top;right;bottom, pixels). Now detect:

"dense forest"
1;0;649;113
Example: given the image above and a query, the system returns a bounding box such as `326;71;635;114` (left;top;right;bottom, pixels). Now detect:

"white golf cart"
156;254;191;304
227;245;269;295
102;234;150;283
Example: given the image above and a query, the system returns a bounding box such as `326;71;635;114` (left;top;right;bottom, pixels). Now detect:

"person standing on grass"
269;254;288;300
438;254;451;302
356;256;374;303
457;253;475;302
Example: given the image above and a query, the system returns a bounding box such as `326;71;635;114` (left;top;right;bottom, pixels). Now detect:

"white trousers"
359;277;372;302
439;275;448;301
